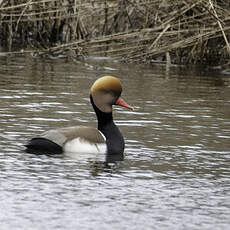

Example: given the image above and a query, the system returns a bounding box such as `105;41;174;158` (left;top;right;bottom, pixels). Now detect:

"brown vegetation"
0;0;230;65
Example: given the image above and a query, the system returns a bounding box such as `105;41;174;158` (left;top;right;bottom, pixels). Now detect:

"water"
0;54;229;230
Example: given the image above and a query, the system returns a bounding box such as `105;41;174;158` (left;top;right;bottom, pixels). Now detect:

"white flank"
63;137;106;160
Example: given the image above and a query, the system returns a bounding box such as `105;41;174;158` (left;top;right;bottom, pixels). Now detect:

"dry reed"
0;0;230;65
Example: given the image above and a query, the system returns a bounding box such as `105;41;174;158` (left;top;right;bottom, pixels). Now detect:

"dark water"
0;53;229;230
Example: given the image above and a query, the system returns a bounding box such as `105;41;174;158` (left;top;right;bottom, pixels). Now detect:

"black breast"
90;95;125;158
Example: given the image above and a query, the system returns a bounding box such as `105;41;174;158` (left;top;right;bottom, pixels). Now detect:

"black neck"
90;95;124;158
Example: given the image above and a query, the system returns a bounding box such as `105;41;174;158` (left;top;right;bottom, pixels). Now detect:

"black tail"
25;138;63;154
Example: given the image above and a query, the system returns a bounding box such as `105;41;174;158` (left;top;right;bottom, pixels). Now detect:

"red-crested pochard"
25;76;133;161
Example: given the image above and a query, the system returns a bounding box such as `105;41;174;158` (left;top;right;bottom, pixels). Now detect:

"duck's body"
25;76;133;161
27;126;106;154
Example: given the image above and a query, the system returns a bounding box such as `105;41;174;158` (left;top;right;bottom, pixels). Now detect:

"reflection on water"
0;54;230;230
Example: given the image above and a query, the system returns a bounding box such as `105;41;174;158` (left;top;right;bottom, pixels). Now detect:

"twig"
149;24;170;49
208;0;230;56
15;0;32;33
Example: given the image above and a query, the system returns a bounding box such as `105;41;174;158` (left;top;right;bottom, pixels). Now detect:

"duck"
25;76;133;162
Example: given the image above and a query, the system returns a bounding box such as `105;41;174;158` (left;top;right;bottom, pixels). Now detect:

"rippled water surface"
0;54;230;230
